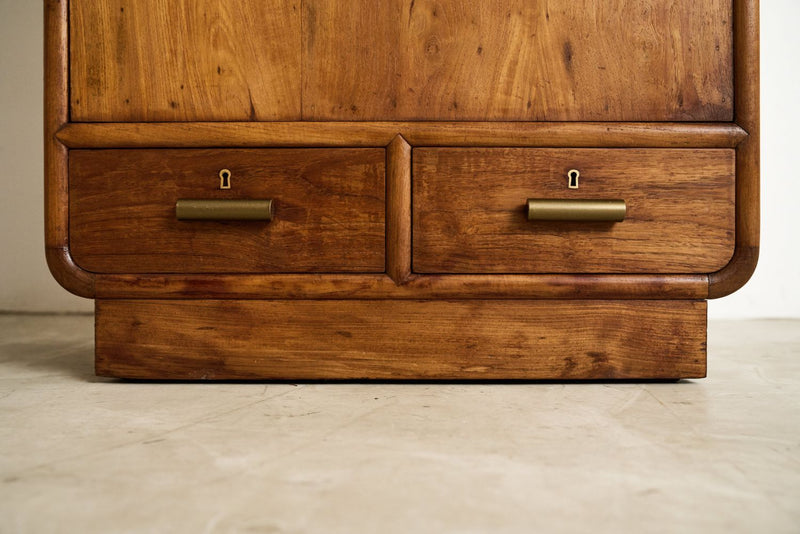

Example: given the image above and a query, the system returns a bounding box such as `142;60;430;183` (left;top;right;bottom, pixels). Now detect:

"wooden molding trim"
46;246;95;298
708;246;759;299
44;0;96;298
56;122;748;149
44;0;68;249
386;135;412;284
709;0;760;298
93;273;708;300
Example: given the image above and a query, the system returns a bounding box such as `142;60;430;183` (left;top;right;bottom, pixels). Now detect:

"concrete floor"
0;315;798;533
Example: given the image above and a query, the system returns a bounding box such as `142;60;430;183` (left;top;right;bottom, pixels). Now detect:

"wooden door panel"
303;0;733;121
70;0;301;121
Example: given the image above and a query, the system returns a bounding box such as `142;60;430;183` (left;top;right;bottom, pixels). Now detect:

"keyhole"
219;169;231;189
568;169;580;189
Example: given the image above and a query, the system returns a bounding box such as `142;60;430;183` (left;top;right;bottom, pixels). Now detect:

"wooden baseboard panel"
95;299;706;380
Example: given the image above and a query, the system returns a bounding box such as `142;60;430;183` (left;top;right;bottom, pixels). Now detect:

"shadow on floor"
0;341;100;382
0;314;103;382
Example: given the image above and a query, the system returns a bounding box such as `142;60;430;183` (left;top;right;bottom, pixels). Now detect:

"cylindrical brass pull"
526;199;626;222
176;199;274;221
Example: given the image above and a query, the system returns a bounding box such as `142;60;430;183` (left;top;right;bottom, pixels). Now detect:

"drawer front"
413;148;735;274
70;149;385;274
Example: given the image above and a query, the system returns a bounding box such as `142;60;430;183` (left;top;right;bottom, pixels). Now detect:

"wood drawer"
69;149;386;274
413;148;735;274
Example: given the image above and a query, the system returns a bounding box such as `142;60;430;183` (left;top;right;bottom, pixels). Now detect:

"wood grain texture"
55;122;748;149
709;0;760;298
387;136;412;284
69;149;385;273
45;0;760;381
44;0;95;297
70;0;301;121
414;148;735;274
96;299;707;380
94;273;709;300
303;0;733;121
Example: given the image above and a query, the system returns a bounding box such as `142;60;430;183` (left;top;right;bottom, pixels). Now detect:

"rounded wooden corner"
707;245;759;299
46;246;96;298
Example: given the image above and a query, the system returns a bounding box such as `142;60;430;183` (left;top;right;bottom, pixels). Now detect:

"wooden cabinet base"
95;299;707;380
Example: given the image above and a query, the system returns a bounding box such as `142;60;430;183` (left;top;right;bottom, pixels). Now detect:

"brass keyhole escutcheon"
219;169;232;189
568;169;580;189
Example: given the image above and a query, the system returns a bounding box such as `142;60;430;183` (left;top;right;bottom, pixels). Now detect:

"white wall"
0;1;796;317
708;1;800;319
0;0;92;312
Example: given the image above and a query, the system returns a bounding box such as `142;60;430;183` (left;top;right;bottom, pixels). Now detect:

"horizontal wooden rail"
56;121;748;149
93;273;709;300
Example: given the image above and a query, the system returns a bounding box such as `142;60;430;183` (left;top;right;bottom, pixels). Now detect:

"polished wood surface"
45;0;760;380
94;273;709;300
303;0;732;121
69;149;385;273
709;0;760;297
386;136;412;284
45;0;95;297
70;0;301;121
414;148;735;274
55;122;748;149
96;299;707;380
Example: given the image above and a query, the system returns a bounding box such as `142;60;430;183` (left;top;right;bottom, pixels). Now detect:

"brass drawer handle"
526;199;626;222
176;199;274;221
